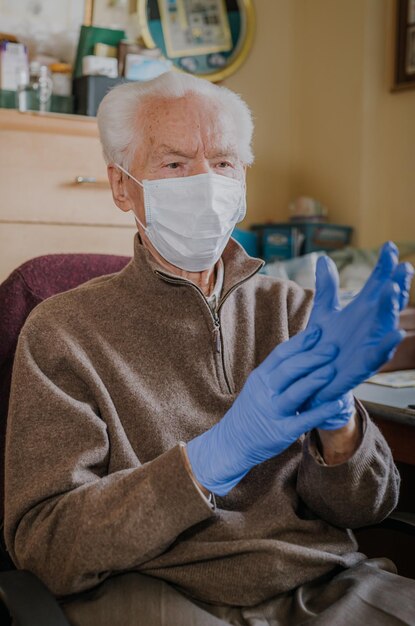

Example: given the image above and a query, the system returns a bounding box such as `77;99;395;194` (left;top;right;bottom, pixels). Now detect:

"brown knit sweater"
4;235;399;605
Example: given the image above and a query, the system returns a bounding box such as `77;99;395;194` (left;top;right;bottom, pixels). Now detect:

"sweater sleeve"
4;314;215;597
297;402;400;528
286;281;313;337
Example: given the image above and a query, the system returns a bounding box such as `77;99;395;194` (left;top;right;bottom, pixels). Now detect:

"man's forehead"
138;95;238;154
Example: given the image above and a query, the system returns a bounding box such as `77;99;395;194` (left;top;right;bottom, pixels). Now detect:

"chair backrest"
0;253;131;558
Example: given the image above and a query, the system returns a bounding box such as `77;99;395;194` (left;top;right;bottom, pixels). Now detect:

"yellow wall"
225;0;295;226
225;0;415;250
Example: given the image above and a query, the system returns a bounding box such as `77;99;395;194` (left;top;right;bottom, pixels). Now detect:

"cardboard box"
82;55;118;78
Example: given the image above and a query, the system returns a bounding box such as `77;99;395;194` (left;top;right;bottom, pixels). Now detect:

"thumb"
308;256;340;325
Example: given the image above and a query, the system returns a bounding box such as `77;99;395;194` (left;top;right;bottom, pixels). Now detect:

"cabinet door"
0;223;136;281
0;111;132;227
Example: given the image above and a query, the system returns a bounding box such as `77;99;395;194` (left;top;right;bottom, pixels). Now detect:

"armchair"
0;254;130;625
0;253;413;625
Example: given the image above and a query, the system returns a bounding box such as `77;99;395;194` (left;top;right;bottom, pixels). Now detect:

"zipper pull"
213;323;221;353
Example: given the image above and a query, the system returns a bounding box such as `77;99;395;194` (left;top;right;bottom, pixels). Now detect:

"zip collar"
129;233;264;306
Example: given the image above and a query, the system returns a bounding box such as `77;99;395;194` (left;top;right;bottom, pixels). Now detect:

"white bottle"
16;67;30;112
37;65;53;112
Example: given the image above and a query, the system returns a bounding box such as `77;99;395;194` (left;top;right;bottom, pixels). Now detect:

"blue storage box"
262;226;296;262
252;222;353;260
232;228;260;257
251;224;303;262
294;223;353;254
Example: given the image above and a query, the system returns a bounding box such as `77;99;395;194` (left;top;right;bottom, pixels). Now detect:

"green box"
74;25;125;79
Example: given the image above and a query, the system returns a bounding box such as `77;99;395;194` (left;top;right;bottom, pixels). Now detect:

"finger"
267;344;338;393
375;280;401;334
261;324;322;374
308;256;340;326
274;364;336;415
392;262;414;311
375;241;399;276
310;326;404;403
317;393;355;430
318;413;354;430
282;398;346;438
306;391;353;410
364;329;405;374
358;241;398;300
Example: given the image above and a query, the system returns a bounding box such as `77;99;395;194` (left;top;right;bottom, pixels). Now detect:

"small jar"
49;63;72;97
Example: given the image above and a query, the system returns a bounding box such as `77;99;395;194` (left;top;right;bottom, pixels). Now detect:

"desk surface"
355;383;415;426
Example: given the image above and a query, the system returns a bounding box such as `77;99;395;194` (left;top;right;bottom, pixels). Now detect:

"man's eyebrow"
153;144;239;160
208;149;239;159
154;144;196;158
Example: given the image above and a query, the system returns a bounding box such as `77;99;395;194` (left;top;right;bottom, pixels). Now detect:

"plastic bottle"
37;65;53;112
16;67;31;112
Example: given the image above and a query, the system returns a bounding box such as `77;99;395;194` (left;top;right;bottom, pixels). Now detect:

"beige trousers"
61;558;415;626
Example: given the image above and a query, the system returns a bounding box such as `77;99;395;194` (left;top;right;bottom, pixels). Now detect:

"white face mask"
115;164;246;272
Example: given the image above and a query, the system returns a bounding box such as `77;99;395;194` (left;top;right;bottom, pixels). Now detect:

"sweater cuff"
298;399;399;527
303;401;380;483
309;398;366;466
179;442;216;510
151;444;217;527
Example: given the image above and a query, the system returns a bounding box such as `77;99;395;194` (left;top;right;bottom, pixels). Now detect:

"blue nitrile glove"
187;325;352;496
306;242;414;427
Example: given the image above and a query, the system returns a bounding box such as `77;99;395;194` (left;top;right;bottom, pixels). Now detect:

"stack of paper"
366;370;415;388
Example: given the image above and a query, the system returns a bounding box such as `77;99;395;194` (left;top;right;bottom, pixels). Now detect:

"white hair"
97;71;254;168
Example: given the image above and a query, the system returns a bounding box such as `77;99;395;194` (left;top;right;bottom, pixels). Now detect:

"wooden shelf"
0;108;98;137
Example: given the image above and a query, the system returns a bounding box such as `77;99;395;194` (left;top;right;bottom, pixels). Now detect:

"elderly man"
4;72;415;625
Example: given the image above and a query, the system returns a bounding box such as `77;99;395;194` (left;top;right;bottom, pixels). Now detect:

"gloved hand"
306;242;414;425
187;325;352;496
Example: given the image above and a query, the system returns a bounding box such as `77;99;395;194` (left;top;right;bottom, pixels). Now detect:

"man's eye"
166;162;180;169
217;162;231;168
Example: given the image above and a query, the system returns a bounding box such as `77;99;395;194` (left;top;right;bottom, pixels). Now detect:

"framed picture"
84;0;136;30
394;0;415;89
157;0;232;59
137;0;255;82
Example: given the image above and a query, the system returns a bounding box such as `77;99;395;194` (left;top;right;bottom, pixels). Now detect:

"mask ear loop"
238;178;247;222
114;163;148;232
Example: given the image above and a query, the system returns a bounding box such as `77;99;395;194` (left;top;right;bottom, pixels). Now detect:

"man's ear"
107;165;135;213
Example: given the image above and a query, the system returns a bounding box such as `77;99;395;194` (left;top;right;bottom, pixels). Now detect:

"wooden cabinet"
0;109;136;281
